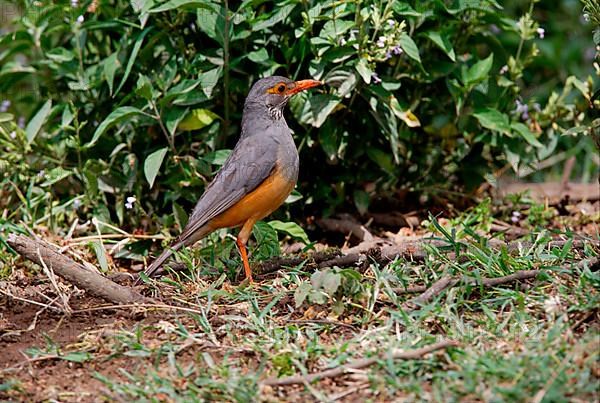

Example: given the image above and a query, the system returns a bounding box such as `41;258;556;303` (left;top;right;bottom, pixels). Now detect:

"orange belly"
208;168;295;230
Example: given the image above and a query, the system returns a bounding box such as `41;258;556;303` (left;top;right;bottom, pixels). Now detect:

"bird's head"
245;76;322;119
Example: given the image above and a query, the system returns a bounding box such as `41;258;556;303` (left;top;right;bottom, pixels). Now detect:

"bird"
137;76;322;284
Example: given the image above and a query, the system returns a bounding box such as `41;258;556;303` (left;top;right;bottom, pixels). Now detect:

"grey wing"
177;136;278;243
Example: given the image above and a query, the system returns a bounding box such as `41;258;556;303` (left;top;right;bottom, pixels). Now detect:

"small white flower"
537;27;545;39
37;170;45;178
500;65;509;74
9;131;16;139
339;37;346;46
544;295;561;315
71;0;78;7
583;13;589;22
376;36;386;48
73;199;81;209
387;19;395;27
511;211;521;223
76;15;84;24
125;196;136;209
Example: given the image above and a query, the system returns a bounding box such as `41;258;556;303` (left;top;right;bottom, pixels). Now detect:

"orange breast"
208;168;295;230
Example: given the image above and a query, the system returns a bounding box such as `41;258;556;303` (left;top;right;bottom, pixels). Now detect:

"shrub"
0;0;596;239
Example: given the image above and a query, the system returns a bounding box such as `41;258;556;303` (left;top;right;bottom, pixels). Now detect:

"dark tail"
135;241;183;285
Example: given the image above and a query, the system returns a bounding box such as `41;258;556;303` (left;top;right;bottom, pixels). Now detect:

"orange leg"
236;237;253;282
236;219;256;282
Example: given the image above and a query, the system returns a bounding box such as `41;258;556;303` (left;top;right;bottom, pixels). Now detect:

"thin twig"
398;270;542;311
0;288;62;313
261;340;459;386
72;302;208;316
287;319;358;331
67;233;166;244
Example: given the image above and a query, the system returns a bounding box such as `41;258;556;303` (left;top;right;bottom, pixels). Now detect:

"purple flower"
387;20;396;27
371;73;382;84
18;116;25;128
489;24;501;34
385;51;392;60
515;99;529;120
73;199;81;209
392;45;403;55
0;100;10;112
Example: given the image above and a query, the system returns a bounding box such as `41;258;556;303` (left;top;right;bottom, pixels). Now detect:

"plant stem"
221;0;230;148
151;101;175;153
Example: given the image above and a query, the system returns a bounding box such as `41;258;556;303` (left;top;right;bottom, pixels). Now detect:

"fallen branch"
261;339;459;386
257;238;598;276
399;270;542;311
7;234;148;305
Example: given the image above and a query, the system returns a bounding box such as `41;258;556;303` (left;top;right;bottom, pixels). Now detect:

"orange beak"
286;79;323;96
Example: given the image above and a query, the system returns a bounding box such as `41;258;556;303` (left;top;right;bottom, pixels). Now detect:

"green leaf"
311;269;341;296
294;94;340;128
164;106;188;135
90;241;109;272
151;0;215;13
144;147;168;188
178;108;219;131
473;108;511;135
114;27;152;96
464;54;493;86
204;149;231;165
135;74;154;100
398;33;421;64
355;59;372;84
200;67;222;98
247;48;269;63
61;352;92;363
268;220;310;244
0;113;14;123
367;148;395;175
173;201;188;229
294;282;312;307
353;190;370;215
512;122;543;148
252;221;280;259
40;167;72;187
25;100;52;144
87;106;144;148
424;31;455;62
252;4;296;31
46;47;74;63
195;4;225;45
103;52;121;96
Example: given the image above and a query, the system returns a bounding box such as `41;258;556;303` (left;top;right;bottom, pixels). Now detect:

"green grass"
1;200;598;401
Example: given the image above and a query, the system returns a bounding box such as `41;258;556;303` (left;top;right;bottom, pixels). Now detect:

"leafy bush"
0;0;597;240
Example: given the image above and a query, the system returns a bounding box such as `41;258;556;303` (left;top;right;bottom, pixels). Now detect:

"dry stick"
399;270;542;311
7;234;148;305
261;339;459;386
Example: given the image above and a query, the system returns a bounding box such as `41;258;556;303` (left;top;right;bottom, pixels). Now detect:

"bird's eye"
277;84;286;93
